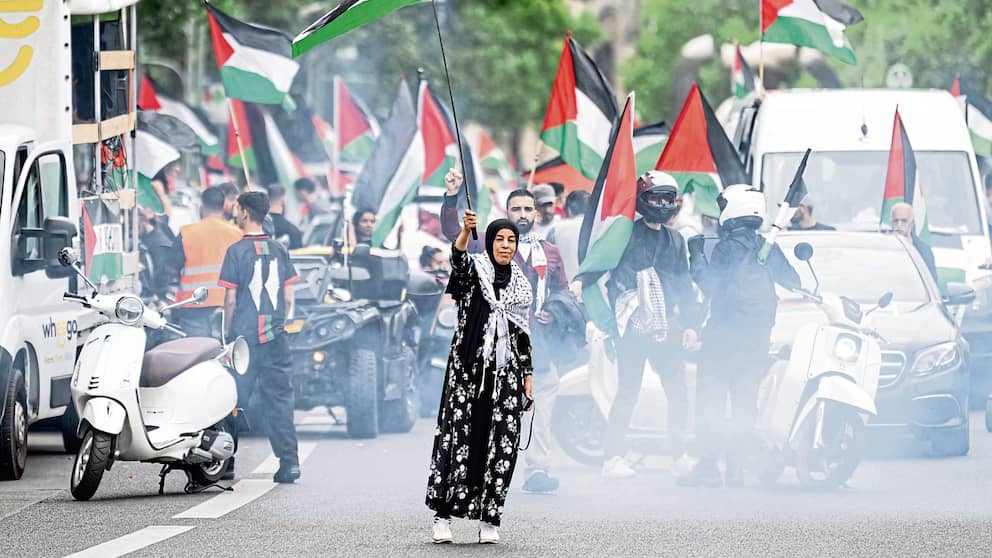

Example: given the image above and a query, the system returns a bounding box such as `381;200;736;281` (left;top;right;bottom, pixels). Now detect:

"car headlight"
437;306;457;329
115;296;144;326
834;334;861;363
912;342;961;376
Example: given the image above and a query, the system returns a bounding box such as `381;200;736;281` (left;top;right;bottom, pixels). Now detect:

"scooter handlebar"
162;323;186;338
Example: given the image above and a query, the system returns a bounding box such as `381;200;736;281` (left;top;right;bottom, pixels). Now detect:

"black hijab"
485;219;519;291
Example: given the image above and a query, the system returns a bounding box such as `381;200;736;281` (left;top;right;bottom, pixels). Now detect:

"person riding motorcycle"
597;171;702;479
680;185;801;487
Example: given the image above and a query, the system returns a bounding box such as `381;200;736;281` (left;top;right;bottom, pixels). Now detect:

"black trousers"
237;335;299;465
603;330;686;459
696;326;771;463
173;307;219;339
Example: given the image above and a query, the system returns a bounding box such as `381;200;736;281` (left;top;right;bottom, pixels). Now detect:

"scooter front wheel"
70;430;113;501
795;406;863;491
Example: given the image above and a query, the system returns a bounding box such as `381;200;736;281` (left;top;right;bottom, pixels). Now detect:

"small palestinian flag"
951;78;992;158
732;44;759;99
355;77;424;247
292;0;421;58
656;83;748;219
759;148;810;263
262;110;310;191
334;76;379;163
540;32;619;180
881;107;928;240
476;128;515;184
82;198;124;283
206;3;300;111
134;129;180;214
418;81;486;221
227;99;257;171
761;0;863;65
139;75;219;155
633;120;669;175
526;157;594;194
576;92;638;333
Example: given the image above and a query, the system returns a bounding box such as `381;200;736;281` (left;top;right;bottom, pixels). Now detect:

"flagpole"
526;142;544;190
226;98;252;188
332;76;341;197
429;0;476;240
758;0;765;93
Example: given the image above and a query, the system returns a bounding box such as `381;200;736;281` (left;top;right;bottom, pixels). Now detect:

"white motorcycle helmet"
718;184;766;229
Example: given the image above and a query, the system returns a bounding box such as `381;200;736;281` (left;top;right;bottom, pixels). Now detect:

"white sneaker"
479;522;500;544
601;456;637;478
432;517;453;544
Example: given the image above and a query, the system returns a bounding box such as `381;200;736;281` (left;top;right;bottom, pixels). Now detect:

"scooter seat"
141;338;223;388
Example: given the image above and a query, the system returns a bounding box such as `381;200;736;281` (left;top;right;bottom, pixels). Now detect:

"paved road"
4;410;992;557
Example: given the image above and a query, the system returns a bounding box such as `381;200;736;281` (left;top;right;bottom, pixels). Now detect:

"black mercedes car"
772;232;974;456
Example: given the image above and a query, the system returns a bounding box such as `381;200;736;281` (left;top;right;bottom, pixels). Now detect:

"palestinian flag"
354;77;424;247
334;76;379;163
656;83;748;219
951;78;992;158
82;198;124;283
292;0;421;58
139;75;219;155
206;3;300;111
633;120;669;175
761;0;863;65
526;157;594;194
881;107;928;240
203;154;233;187
576;92;638;333
732;44;759;99
262;110;310;191
540;32;619;180
312;113;352;196
418;81;486;220
227;99;257;172
135;129;180;214
476;128;515;183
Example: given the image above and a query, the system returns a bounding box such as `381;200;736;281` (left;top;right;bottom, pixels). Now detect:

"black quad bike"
282;246;421;439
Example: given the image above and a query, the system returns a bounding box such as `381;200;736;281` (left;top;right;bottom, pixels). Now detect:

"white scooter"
59;249;250;501
755;242;888;490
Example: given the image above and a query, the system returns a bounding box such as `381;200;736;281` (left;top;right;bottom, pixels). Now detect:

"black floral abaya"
425;244;533;526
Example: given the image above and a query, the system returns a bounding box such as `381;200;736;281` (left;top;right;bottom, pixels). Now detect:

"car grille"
878;351;906;388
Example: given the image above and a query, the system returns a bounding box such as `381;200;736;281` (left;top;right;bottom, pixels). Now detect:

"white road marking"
172;442;317;519
63;525;195;558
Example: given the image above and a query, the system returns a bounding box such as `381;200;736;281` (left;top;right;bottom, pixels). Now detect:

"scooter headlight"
834;334;861;363
115;296;145;326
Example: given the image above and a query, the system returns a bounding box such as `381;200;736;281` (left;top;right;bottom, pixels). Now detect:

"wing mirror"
58;247;79;267
878;292;894;309
793;242;814;261
943;282;976;307
191;287;209;305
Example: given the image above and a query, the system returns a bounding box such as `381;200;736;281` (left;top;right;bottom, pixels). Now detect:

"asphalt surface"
4;410;992;557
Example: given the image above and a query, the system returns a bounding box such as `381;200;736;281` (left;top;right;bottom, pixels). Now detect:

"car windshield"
777;237;931;305
762;151;981;236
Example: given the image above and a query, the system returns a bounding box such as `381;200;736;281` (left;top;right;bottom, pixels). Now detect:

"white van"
734;88;992;399
0;0;140;479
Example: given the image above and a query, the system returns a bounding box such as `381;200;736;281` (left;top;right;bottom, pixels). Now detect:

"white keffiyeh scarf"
470;252;532;397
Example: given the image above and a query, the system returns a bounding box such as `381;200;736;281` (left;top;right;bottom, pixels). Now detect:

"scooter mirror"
793;242;814;261
58;247;79;267
878;292;894;309
192;287;209;304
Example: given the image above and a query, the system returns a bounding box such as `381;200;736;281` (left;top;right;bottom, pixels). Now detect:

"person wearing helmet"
598;170;703;479
680;185;801;487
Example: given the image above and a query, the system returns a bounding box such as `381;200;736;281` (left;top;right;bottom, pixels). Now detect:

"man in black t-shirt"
789;197;836;231
267;184;303;249
219;191;301;484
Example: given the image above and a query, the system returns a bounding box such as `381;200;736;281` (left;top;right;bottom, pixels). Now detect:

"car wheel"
380;348;419;434
346;348;378;439
928;423;970;457
552;395;606;467
0;368;28;480
61;403;82;454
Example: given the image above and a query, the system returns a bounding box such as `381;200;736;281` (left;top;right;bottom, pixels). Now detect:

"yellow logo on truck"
0;0;42;88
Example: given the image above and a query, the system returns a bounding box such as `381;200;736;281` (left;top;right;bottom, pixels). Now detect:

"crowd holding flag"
539;32;619;181
760;0;864;65
576;93;638;333
655;83;749;219
881;107;929;240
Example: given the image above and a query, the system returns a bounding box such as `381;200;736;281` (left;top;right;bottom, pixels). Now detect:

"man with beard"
596;171;702;479
789;196;835;231
441;170;568;495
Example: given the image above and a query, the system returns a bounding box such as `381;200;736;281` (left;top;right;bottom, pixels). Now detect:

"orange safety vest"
178;216;243;308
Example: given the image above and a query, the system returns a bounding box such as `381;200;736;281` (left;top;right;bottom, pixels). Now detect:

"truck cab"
0;0;140;479
731;88;992;403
